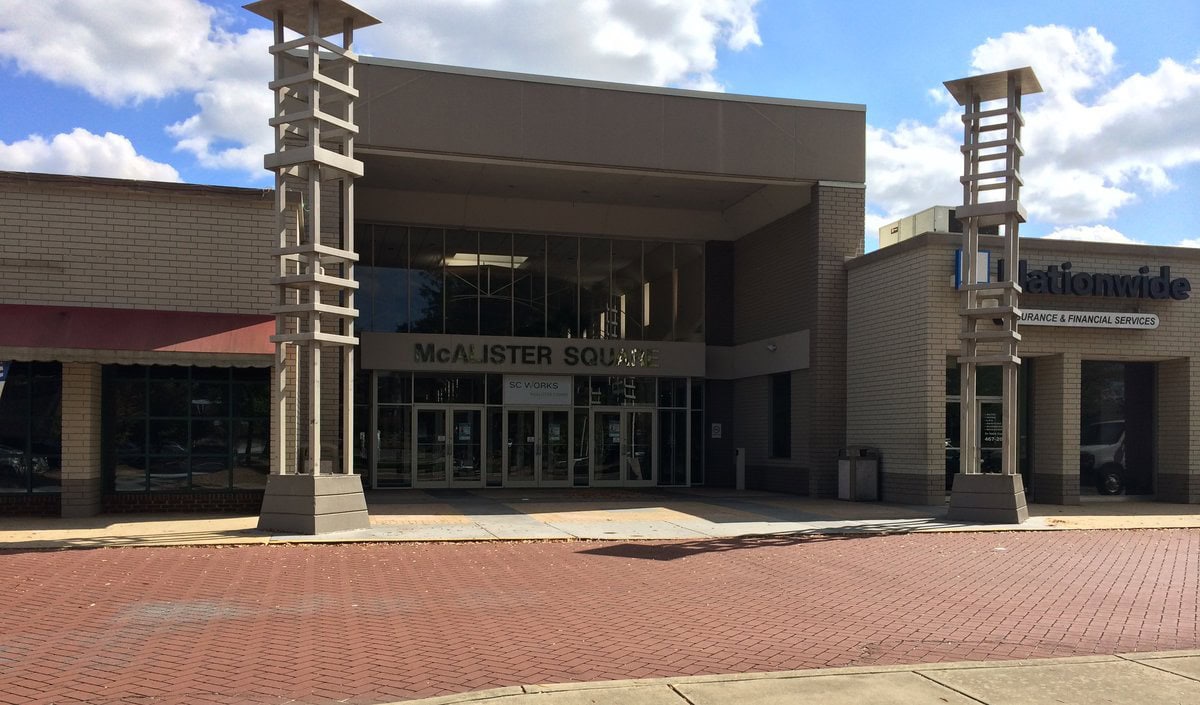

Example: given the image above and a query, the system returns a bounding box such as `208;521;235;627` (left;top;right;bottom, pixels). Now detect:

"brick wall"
0;493;60;516
1030;355;1081;504
732;184;864;497
102;491;265;514
1156;358;1195;503
60;362;103;517
847;237;945;504
0;173;274;313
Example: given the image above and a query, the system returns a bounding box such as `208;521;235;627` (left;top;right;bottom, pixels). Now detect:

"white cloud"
165;27;275;175
0;0;219;104
1175;238;1200;248
0;0;274;178
0;128;180;181
0;0;760;179
867;25;1200;232
358;0;761;91
1042;224;1142;245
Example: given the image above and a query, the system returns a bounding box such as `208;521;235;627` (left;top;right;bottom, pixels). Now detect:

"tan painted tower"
944;67;1041;523
246;0;380;533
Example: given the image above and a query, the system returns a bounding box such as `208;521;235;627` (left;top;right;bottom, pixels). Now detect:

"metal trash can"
838;446;879;501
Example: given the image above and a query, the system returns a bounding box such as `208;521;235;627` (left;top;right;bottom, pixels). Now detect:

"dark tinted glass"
478;231;513;336
611;239;644;340
578;238;610;340
513;232;546;337
675;243;704;342
444;229;480;335
546;236;578;338
409;227;444;333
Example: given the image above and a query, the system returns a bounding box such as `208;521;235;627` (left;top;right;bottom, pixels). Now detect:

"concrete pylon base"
947;473;1029;524
258;473;371;534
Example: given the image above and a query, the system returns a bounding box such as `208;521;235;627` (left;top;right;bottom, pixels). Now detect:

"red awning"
0;304;273;355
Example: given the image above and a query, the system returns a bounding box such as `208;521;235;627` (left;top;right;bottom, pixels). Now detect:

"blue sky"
1;0;1198;249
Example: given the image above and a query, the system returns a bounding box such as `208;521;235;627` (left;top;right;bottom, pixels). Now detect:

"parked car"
1080;420;1125;494
0;445;50;478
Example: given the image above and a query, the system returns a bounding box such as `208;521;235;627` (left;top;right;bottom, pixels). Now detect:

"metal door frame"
590;407;656;487
412;405;486;488
448;406;486;488
503;407;573;487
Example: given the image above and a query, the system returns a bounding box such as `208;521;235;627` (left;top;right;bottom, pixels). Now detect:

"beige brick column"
1030;354;1080;504
1156;357;1198;503
60;362;103;517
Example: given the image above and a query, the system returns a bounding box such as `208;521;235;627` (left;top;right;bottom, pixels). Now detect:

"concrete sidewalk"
395;652;1200;705
3;489;1199;549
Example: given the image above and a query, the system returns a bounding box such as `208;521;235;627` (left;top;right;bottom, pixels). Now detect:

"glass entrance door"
505;410;537;485
414;407;484;488
504;408;572;487
450;408;482;486
415;408;448;487
979;400;1003;473
541;409;570;485
591;408;655;486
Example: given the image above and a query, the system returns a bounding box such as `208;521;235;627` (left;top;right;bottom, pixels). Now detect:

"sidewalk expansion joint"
912;670;990;704
1114;653;1200;684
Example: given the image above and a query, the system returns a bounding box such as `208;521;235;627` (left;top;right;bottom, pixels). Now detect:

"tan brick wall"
733;184;864;495
60;362;102;517
1156;358;1198;503
846;241;945;504
0;173;274;314
848;232;1200;504
1030;354;1081;504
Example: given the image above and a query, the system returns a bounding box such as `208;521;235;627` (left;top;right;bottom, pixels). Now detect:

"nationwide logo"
997;260;1191;301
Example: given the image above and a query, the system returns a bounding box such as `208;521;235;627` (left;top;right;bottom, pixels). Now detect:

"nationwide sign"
1020;309;1160;330
997;260;1191;300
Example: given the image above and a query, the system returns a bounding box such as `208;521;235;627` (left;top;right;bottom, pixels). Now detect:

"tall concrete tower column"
246;0;380;534
944;67;1041;524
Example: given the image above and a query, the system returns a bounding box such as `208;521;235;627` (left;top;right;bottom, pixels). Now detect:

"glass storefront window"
611;239;644;340
104;365;270;492
944;359;1028;491
578;237;611;339
376;405;412;488
1080;361;1154;496
643;242;674;342
675;243;705;343
513;232;546;337
445;229;480;335
657;408;687;485
409;226;445;334
0;362;62;494
590;376;655;407
658;377;687;408
357;224;706;342
358;224;412;333
364;373;701;488
546;237;578;338
413;374;485;404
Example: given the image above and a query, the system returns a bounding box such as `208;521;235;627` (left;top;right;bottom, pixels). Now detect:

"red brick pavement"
1;529;1198;704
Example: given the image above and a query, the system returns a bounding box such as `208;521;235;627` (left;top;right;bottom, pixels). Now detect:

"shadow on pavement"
576;528;899;561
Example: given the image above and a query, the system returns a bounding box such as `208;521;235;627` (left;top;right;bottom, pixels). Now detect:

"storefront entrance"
1079;361;1154;497
367;372;699;489
374;404;664;488
504;408;571;487
591;409;655;486
413;406;484;487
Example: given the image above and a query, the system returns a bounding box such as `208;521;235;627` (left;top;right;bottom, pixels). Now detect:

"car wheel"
1097;465;1124;495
